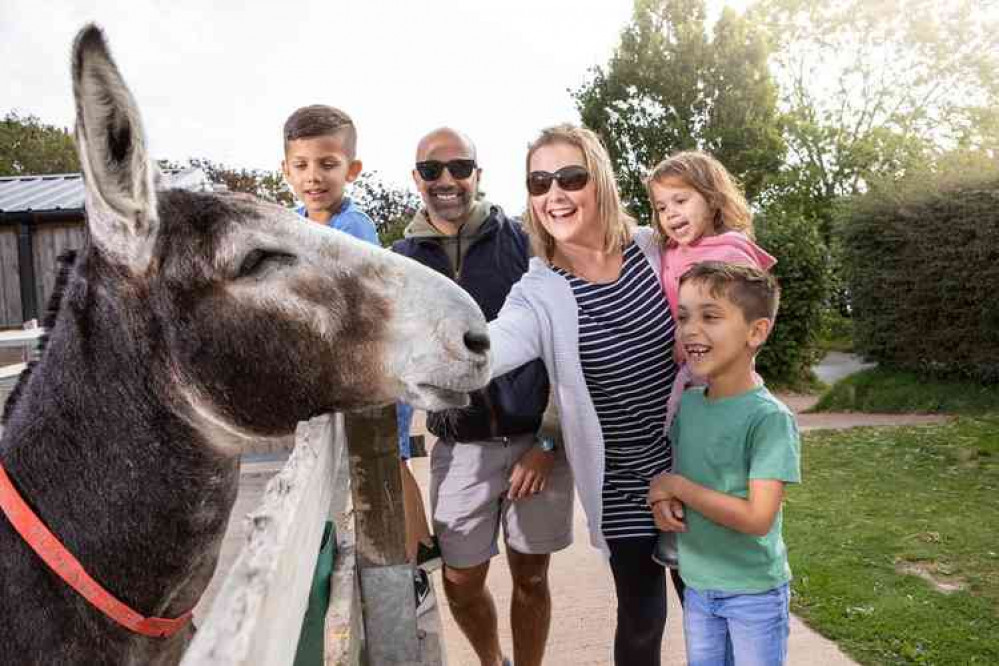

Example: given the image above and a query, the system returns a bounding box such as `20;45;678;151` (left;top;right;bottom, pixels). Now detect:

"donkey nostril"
463;330;491;356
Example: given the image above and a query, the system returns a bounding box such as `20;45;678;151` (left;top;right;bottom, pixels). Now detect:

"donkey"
0;24;490;666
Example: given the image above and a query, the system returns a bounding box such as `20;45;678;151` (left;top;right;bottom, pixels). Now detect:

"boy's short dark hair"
679;261;780;323
283;105;357;158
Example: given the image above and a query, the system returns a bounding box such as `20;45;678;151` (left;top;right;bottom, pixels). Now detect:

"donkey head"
70;25;490;449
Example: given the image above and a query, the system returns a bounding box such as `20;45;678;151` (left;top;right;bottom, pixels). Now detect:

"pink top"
661;231;777;320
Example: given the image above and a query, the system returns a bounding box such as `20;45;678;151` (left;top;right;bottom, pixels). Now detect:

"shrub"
839;172;999;383
754;211;830;386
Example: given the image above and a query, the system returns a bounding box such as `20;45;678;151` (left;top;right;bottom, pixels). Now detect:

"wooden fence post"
344;405;419;665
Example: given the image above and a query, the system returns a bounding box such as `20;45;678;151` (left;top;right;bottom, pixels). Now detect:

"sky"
1;0;748;213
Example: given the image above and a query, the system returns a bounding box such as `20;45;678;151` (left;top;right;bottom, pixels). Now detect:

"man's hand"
507;445;555;500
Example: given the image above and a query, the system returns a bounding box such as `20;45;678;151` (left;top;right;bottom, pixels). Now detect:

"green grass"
813;368;999;414
788;416;999;665
768;371;826;395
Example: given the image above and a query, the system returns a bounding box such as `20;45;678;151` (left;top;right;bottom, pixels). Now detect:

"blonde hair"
523;124;634;261
646;151;752;244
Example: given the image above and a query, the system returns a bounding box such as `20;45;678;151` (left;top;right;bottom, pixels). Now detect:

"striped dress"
553;241;677;540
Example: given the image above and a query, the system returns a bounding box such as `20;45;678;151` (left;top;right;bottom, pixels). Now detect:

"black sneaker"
416;536;443;573
413;568;435;617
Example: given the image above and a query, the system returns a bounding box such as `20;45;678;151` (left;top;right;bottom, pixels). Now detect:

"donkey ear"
72;24;159;272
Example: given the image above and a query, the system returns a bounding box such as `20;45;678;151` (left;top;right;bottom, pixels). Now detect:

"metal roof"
0;168;213;214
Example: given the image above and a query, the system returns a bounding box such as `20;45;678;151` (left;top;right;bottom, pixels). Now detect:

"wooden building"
0;169;211;328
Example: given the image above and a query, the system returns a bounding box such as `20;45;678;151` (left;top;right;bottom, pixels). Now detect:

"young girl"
646;151;776;567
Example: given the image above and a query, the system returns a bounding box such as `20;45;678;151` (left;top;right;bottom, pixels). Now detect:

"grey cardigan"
489;227;663;557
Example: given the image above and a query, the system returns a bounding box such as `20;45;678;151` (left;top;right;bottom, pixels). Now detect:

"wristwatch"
539;436;558;453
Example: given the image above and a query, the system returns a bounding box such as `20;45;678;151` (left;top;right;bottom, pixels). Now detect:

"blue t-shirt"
295;196;379;246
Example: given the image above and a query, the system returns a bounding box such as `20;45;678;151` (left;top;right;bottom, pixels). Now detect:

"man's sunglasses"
526;165;590;196
415;159;477;181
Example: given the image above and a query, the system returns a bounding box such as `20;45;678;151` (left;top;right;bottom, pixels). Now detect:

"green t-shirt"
671;385;801;593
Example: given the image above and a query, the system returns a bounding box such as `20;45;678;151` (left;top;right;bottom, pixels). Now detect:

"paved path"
812;351;876;386
784;394;947;432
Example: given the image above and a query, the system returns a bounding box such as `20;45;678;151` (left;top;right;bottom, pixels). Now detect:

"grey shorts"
429;433;574;569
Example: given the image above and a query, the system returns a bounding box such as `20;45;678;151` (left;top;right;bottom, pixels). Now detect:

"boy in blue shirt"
648;261;800;666
281;104;378;243
281;105;440;609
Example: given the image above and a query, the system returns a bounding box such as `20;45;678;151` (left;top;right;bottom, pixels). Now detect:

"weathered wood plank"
324;455;361;666
181;414;343;666
0;229;21;328
31;222;84;311
345;406;418;665
344;406;407;567
0;328;44;348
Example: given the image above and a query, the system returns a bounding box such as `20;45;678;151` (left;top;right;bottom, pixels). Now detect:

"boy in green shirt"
648;261;800;666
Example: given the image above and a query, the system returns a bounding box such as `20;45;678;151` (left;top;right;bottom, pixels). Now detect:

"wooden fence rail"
183;408;443;666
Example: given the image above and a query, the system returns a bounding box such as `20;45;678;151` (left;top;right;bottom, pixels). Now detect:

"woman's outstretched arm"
488;282;544;379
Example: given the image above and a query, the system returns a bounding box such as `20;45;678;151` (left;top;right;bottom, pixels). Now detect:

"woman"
489;124;681;666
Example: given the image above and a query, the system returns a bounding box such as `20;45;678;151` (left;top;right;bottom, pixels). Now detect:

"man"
393;128;573;666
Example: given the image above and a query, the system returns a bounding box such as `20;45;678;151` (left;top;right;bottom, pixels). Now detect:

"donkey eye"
237;249;295;278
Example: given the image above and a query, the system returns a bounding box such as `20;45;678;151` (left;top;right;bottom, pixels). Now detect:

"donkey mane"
2;250;78;425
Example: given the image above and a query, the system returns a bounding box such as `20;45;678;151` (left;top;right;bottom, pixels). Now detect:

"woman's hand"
648;471;681;505
648;473;687;531
652;499;686;532
507;446;555;500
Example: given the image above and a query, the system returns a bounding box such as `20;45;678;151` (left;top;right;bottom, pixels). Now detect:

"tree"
350;172;420;247
573;0;785;222
752;0;999;236
183;158;295;206
161;159;418;248
0;111;80;176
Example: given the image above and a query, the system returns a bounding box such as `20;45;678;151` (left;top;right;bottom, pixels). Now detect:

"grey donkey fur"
0;25;490;666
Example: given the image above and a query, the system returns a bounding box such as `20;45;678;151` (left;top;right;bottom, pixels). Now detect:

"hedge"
754;212;830;386
839;177;999;383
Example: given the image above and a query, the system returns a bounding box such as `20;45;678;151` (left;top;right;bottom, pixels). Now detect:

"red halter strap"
0;462;192;638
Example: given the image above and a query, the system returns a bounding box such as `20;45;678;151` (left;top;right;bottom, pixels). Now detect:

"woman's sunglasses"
415;159;477;181
526;165;590;196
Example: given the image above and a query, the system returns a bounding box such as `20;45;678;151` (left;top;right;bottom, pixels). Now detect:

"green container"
293;521;337;666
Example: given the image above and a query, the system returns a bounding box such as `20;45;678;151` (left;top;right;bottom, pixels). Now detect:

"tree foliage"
755;211;829;385
573;0;785;222
350;172;420;246
0;111;80;176
180;158;295;206
752;0;999;234
160;159;417;248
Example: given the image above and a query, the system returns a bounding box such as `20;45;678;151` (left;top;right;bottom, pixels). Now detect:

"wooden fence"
0;338;434;664
182;407;445;666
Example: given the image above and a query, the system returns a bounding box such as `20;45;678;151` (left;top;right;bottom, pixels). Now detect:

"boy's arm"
649;407;799;537
650;475;784;537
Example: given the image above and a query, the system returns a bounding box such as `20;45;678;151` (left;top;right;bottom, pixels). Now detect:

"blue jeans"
683;583;790;666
